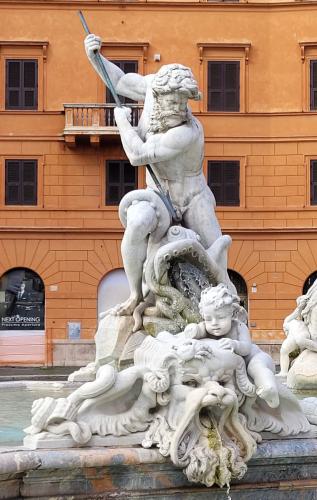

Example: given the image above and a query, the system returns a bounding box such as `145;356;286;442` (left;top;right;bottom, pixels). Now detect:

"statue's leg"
67;364;117;406
183;187;222;248
277;336;298;376
115;201;159;316
247;353;280;408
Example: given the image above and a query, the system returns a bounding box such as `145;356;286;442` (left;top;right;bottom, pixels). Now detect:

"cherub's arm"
217;321;251;355
114;107;194;167
224;321;252;356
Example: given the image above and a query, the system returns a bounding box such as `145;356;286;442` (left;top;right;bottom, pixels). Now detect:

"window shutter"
311;61;317;110
122;61;138;74
106;160;137;205
106;160;121;205
6;60;22;108
208;61;240;112
311;160;317;205
5;160;21;204
208;160;223;202
223;161;240;205
22;160;37;204
5;159;37;205
22;61;38;108
106;60;138;104
224;63;240;111
6;59;38;110
208;160;240;206
123;161;136;196
208;62;223;111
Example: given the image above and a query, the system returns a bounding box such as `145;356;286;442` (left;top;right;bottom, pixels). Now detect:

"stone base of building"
1;438;317;499
52;340;95;366
256;340;282;365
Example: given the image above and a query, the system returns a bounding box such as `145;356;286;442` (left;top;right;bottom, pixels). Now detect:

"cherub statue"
278;280;317;377
159;283;279;408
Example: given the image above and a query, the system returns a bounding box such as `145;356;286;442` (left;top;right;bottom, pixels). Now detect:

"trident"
78;11;181;223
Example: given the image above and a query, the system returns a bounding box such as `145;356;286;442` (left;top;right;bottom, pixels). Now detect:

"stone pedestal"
68;315;134;382
287;349;317;389
95;314;134;366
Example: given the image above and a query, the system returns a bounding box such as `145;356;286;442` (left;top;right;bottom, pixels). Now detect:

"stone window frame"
0;41;48;112
0;155;44;209
305;156;317;207
197;42;251;114
298;41;317;112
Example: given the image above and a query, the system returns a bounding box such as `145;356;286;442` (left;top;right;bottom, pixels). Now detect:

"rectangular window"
208;160;240;206
106;160;137;205
105;60;138;126
311;160;317;205
5;159;38;205
208;61;240;112
310;60;317;110
5;59;38;110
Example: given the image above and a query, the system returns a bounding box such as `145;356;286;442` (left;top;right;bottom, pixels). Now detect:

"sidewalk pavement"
0;366;79;381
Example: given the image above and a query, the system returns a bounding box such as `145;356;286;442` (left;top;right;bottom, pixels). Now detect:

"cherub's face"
202;304;233;337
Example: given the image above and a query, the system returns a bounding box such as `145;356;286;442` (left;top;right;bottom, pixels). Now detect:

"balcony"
63;103;142;146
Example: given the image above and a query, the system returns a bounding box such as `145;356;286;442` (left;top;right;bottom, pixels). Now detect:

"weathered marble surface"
287;350;317;389
2;439;317;499
69;315;134;382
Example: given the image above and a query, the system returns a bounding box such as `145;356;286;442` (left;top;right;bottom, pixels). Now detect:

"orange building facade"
1;0;317;366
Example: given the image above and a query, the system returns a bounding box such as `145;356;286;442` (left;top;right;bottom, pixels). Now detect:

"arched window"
0;268;45;330
228;269;248;311
303;271;317;295
98;268;130;318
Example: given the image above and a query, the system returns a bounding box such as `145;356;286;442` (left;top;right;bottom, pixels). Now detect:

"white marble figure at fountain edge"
24;34;317;489
278;280;317;389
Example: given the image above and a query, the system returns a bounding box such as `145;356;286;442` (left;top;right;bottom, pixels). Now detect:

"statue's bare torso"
117;74;209;211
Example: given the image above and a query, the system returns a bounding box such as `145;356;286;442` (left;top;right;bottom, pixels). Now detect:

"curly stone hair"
199;283;240;315
151;63;201;100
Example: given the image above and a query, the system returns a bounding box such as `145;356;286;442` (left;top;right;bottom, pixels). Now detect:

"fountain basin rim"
1;438;317;475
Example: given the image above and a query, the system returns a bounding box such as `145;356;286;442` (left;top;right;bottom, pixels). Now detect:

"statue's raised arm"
84;34;147;102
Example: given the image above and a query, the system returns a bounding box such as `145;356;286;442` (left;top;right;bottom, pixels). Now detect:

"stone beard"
148;64;201;134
